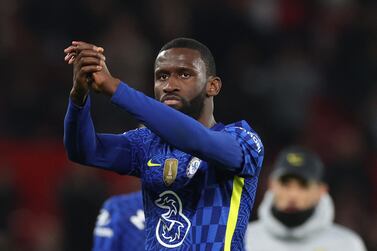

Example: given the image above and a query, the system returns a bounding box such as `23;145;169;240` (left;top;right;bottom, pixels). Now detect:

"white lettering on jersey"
96;209;111;226
94;227;114;238
235;127;262;153
94;209;114;237
130;209;145;230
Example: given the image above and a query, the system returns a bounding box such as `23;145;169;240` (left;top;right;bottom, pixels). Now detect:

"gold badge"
163;158;178;186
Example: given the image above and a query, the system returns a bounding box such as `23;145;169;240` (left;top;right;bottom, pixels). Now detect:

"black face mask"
271;205;316;228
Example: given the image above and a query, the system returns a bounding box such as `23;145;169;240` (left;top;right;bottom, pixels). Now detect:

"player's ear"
319;183;328;195
268;178;276;191
206;76;222;97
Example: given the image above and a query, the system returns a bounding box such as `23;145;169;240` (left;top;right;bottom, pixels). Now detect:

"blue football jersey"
93;192;145;251
120;121;264;251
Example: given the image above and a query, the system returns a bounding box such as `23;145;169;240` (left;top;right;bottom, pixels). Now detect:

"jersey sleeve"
223;121;264;177
64;96;147;176
110;82;245;169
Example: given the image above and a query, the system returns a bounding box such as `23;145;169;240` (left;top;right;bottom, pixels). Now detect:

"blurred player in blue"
92;191;145;251
63;38;264;250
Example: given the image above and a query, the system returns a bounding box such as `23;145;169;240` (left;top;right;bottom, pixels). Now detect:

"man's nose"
286;188;301;201
163;78;180;93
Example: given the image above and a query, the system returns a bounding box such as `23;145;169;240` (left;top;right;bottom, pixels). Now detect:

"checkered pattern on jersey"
230;175;260;250
189;121;263;251
190;183;231;250
136;121;264;250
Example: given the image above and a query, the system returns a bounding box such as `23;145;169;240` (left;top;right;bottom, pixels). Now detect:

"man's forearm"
64;96;137;174
63;97;96;163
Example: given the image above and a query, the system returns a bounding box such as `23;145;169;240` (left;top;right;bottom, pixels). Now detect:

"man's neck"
198;114;216;128
197;99;216;128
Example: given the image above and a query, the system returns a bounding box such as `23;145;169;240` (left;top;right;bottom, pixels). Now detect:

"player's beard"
178;90;206;120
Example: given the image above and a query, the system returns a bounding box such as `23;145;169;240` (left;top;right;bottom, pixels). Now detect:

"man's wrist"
104;77;121;96
70;88;89;106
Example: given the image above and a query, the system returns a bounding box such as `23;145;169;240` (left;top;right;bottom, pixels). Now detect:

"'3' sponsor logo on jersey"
155;191;191;248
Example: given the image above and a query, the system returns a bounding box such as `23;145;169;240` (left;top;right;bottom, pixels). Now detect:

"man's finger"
71;41;104;53
65;50;105;65
68;56;76;64
79;65;103;75
72;41;104;52
65;52;76;62
64;42;104;64
64;45;76;54
72;51;105;67
77;57;103;68
76;50;106;61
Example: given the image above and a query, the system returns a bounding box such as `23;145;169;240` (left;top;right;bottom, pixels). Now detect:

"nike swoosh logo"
147;159;161;167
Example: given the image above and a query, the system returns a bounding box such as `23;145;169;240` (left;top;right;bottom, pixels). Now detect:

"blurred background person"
245;146;366;251
92;191;145;251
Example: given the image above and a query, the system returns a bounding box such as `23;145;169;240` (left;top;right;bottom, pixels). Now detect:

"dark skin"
64;41;222;128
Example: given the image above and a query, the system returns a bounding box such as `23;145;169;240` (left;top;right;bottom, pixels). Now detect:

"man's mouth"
283;204;299;213
161;95;181;106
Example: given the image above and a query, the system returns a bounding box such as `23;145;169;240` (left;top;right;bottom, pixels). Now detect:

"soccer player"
93;191;145;251
63;38;264;250
245;146;366;251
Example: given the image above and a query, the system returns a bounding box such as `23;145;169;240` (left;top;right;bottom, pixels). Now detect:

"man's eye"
180;72;191;79
158;74;169;80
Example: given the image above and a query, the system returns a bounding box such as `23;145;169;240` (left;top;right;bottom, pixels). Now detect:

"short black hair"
158;37;216;77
